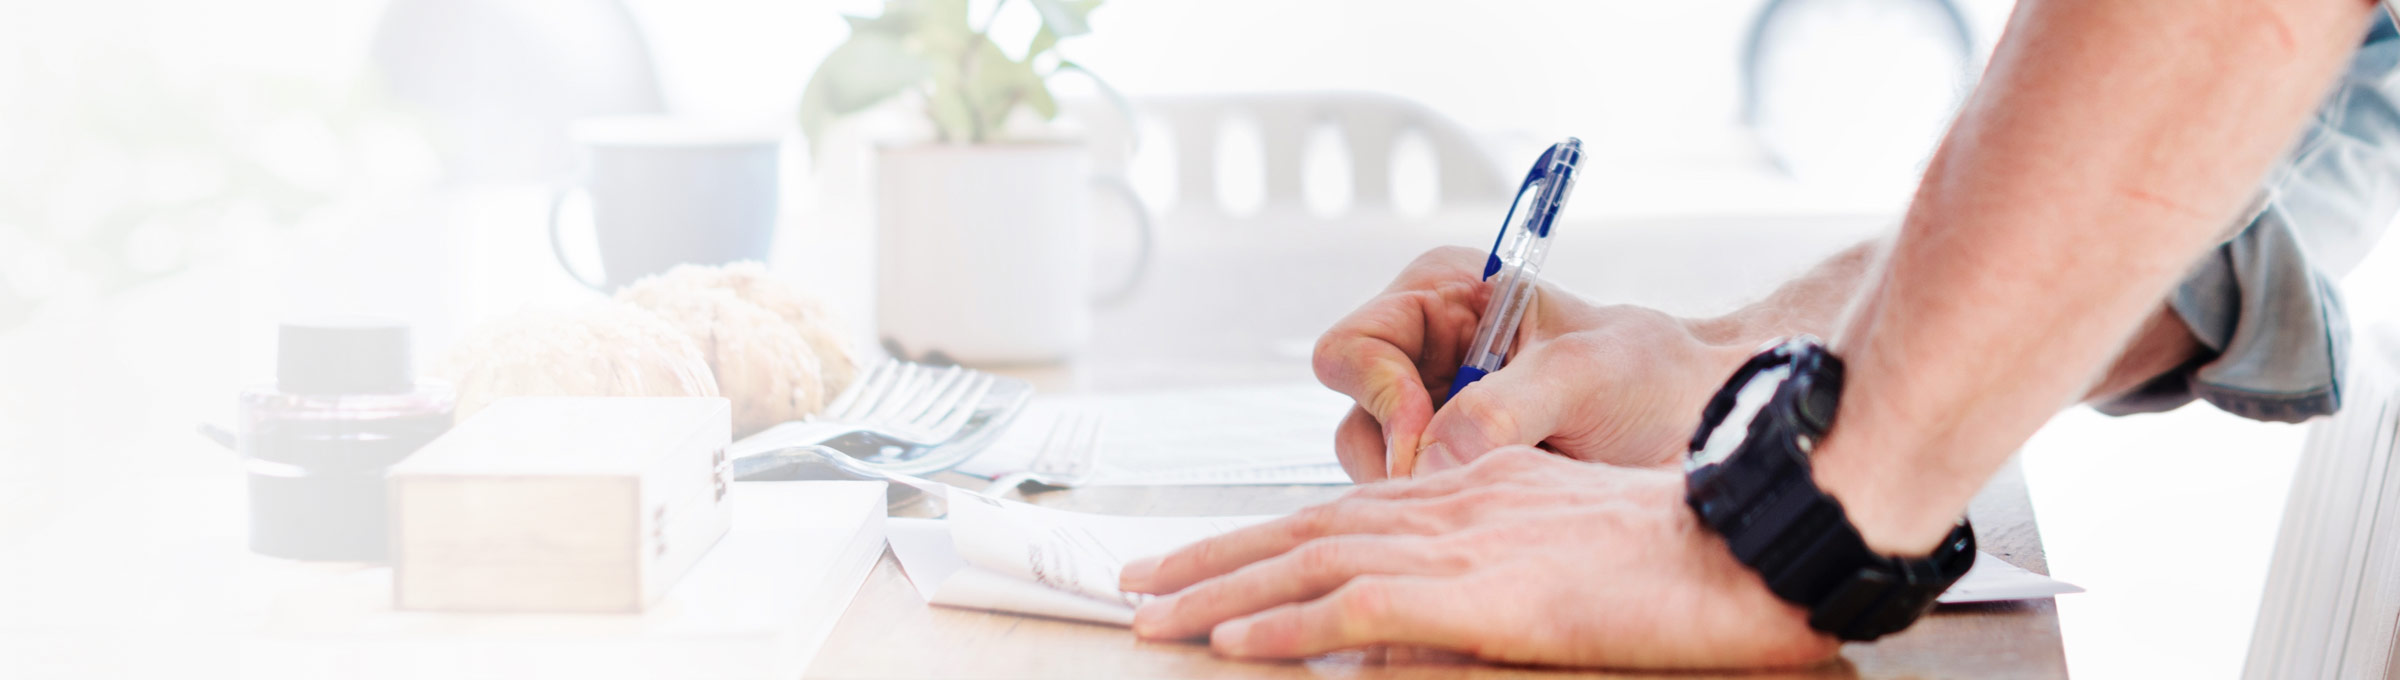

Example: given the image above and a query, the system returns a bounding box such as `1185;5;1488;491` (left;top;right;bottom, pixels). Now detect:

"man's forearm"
1688;239;2205;403
1815;0;2379;554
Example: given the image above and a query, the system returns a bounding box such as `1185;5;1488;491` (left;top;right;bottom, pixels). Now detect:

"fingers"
1334;407;1388;482
1120;499;1430;596
1131;534;1465;640
1414;338;1603;474
1313;248;1491;480
1313;323;1438;478
1208;575;1475;660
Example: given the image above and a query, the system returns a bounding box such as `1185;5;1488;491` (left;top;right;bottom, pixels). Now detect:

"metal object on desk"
729;358;1032;508
741;445;960;501
981;411;1105;497
730;358;1026;471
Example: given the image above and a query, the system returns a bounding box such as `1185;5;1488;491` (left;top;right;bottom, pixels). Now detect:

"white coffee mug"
874;141;1152;365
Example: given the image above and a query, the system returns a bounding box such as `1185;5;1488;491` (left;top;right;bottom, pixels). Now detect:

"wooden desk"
796;211;2073;677
804;461;2065;679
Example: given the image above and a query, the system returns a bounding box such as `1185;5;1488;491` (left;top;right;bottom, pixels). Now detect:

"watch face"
1688;364;1793;471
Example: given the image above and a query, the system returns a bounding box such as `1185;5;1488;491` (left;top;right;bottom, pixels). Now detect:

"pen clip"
1483;143;1565;280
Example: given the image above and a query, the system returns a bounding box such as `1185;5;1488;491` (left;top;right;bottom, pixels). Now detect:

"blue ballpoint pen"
1445;137;1582;404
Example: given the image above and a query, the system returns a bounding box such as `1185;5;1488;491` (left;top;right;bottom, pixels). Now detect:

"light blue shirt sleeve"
2096;15;2400;422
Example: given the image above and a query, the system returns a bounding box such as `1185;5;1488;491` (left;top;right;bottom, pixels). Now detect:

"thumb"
1412;363;1577;475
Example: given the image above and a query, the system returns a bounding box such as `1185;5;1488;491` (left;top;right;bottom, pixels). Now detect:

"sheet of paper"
888;494;1273;625
886;497;2079;625
1938;551;2086;604
1125;461;1351;486
888;518;1139;624
956;383;1356;485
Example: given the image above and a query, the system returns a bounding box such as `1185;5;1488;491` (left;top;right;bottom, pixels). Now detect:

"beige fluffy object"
617;270;828;437
669;262;860;398
442;301;721;425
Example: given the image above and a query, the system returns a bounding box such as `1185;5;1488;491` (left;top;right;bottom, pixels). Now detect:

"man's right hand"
1313;246;1749;481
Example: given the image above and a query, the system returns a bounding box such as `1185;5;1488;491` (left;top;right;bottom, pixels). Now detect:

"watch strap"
1685;337;1977;641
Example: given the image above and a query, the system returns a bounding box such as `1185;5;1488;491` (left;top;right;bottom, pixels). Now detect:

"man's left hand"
1117;448;1840;669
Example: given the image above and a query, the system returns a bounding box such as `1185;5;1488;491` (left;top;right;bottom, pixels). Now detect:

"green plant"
799;0;1120;152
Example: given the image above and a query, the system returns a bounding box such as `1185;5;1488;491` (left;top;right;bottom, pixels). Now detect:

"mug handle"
547;183;609;291
1090;173;1154;308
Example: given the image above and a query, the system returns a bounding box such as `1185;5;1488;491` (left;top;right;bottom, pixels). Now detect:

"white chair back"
1072;91;1514;227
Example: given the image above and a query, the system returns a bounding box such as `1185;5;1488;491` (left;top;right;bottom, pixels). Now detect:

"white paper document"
1939;551;2086;603
886;495;2080;626
890;493;1275;625
957;384;1356;486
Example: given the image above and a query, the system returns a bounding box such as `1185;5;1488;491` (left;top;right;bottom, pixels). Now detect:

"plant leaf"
1027;26;1058;59
963;36;1042;139
1024;78;1059;120
1025;0;1092;37
904;0;976;53
924;49;977;143
841;12;912;35
829;34;929;113
799;33;931;159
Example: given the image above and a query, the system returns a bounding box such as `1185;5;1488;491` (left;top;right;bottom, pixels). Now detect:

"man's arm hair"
1817;0;2382;554
1686;238;2205;404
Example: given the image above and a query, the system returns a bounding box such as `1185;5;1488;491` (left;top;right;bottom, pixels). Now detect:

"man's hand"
1117;448;1837;669
1313;246;1746;480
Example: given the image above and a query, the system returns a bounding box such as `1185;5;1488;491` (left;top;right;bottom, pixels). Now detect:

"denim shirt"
2096;13;2400;422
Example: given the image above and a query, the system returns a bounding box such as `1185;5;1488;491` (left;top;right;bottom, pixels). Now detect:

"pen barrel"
1444;365;1492;403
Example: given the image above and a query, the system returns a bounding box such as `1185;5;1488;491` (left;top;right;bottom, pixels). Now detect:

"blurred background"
2;0;2394;676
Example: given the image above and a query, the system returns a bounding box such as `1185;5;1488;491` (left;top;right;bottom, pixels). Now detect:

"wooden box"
389;397;732;613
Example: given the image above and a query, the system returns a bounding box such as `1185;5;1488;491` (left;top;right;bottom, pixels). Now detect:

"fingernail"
1212;617;1254;656
1120;556;1161;589
1418;442;1456;472
1131;597;1174;638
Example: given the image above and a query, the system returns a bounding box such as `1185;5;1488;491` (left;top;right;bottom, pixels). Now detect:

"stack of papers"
887;493;2078;626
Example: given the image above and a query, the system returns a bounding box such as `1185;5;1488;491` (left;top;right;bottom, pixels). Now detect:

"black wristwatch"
1683;336;1976;642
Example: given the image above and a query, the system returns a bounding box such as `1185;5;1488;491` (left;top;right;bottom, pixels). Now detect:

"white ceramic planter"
874;141;1149;365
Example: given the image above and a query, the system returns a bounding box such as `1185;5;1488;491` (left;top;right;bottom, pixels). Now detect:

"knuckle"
1288;505;1337;540
1445;395;1519;447
1410;535;1478;573
1310;334;1357;386
1447;484;1520;511
1420;486;1524;530
1464;445;1545;477
1392;503;1452;534
1291;540;1349;577
1334;579;1396;623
